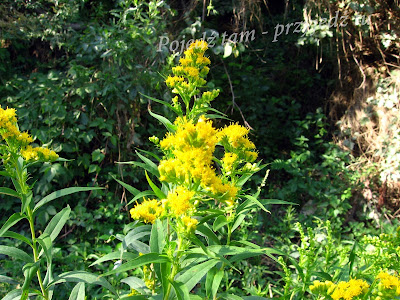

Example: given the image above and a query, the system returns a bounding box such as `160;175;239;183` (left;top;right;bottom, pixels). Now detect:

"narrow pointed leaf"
176;259;219;292
141;93;180;115
0;187;20;198
34;187;103;213
103;253;170;276
43;206;71;242
90;251;137;267
145;171;166;200
127;190;156;206
0;245;33;263
243;195;270;213
136;150;159;177
150;219;165;254
2;231;32;247
0;275;20;285
68;282;85;300
112;175;140;196
171;280;190;300
0;213;26;237
49;271;117;296
148;109;176;133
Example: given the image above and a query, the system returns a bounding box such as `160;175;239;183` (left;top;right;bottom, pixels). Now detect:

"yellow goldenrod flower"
196;56;211;65
309;280;336;294
20;145;39;161
165;76;184;88
181;216;198;231
376;271;400;295
16;132;33;145
187;40;208;52
331;279;369;300
184;67;199;78
222;152;238;173
166;186;194;216
130;199;164;224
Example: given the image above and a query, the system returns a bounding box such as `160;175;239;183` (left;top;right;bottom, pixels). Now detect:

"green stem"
164;234;183;300
27;207;48;300
226;223;232;246
15;159;48;300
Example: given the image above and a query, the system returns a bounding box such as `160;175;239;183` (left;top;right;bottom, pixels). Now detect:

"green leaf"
260;199;297;206
34;187;103;213
150;219;165;254
148;109;176;133
127;190;156;206
0;213;26;237
231;214;246;233
124;225;152;247
22;261;40;292
196;224;220;245
49;271;117;296
136;150;160;177
213;215;228;232
0;187;20;198
206;268;224;299
135;148;162;163
90;251;137;267
145;171;166;200
112;175;140;196
121;276;149;295
2;231;32;247
103;253;170;276
21;191;32;215
2;289;22;300
176;259;219;292
0;245;33;263
0;275;20;285
141;93;180;115
37;233;53;262
42;206;71;242
171;280;190;300
121;161;159;178
348;241;357;277
68;282;85;300
243;195;270;213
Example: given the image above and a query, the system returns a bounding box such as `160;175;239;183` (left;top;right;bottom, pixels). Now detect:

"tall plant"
98;40;285;299
0;106;112;299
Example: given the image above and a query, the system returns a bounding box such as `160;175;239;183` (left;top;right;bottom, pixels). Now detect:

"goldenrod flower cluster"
375;271;400;297
331;279;369;300
310;279;369;300
130;198;163;224
309;280;336;295
158;115;256;207
130;40;260;234
165;40;218;117
310;272;400;300
0;106;58;163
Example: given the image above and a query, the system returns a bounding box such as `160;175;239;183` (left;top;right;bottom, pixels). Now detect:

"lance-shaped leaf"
102;253;170;276
68;282;85;300
0;213;26;237
42;206;71;242
145;171;166;200
0;245;33;263
49;271;117;296
176;259;219;292
0;187;20;198
33;187;103;213
148;109;177;133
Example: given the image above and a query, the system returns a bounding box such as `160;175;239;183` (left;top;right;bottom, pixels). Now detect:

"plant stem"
27;206;48;300
164;235;182;300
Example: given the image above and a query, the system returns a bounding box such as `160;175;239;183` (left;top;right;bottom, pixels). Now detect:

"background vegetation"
1;0;399;298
